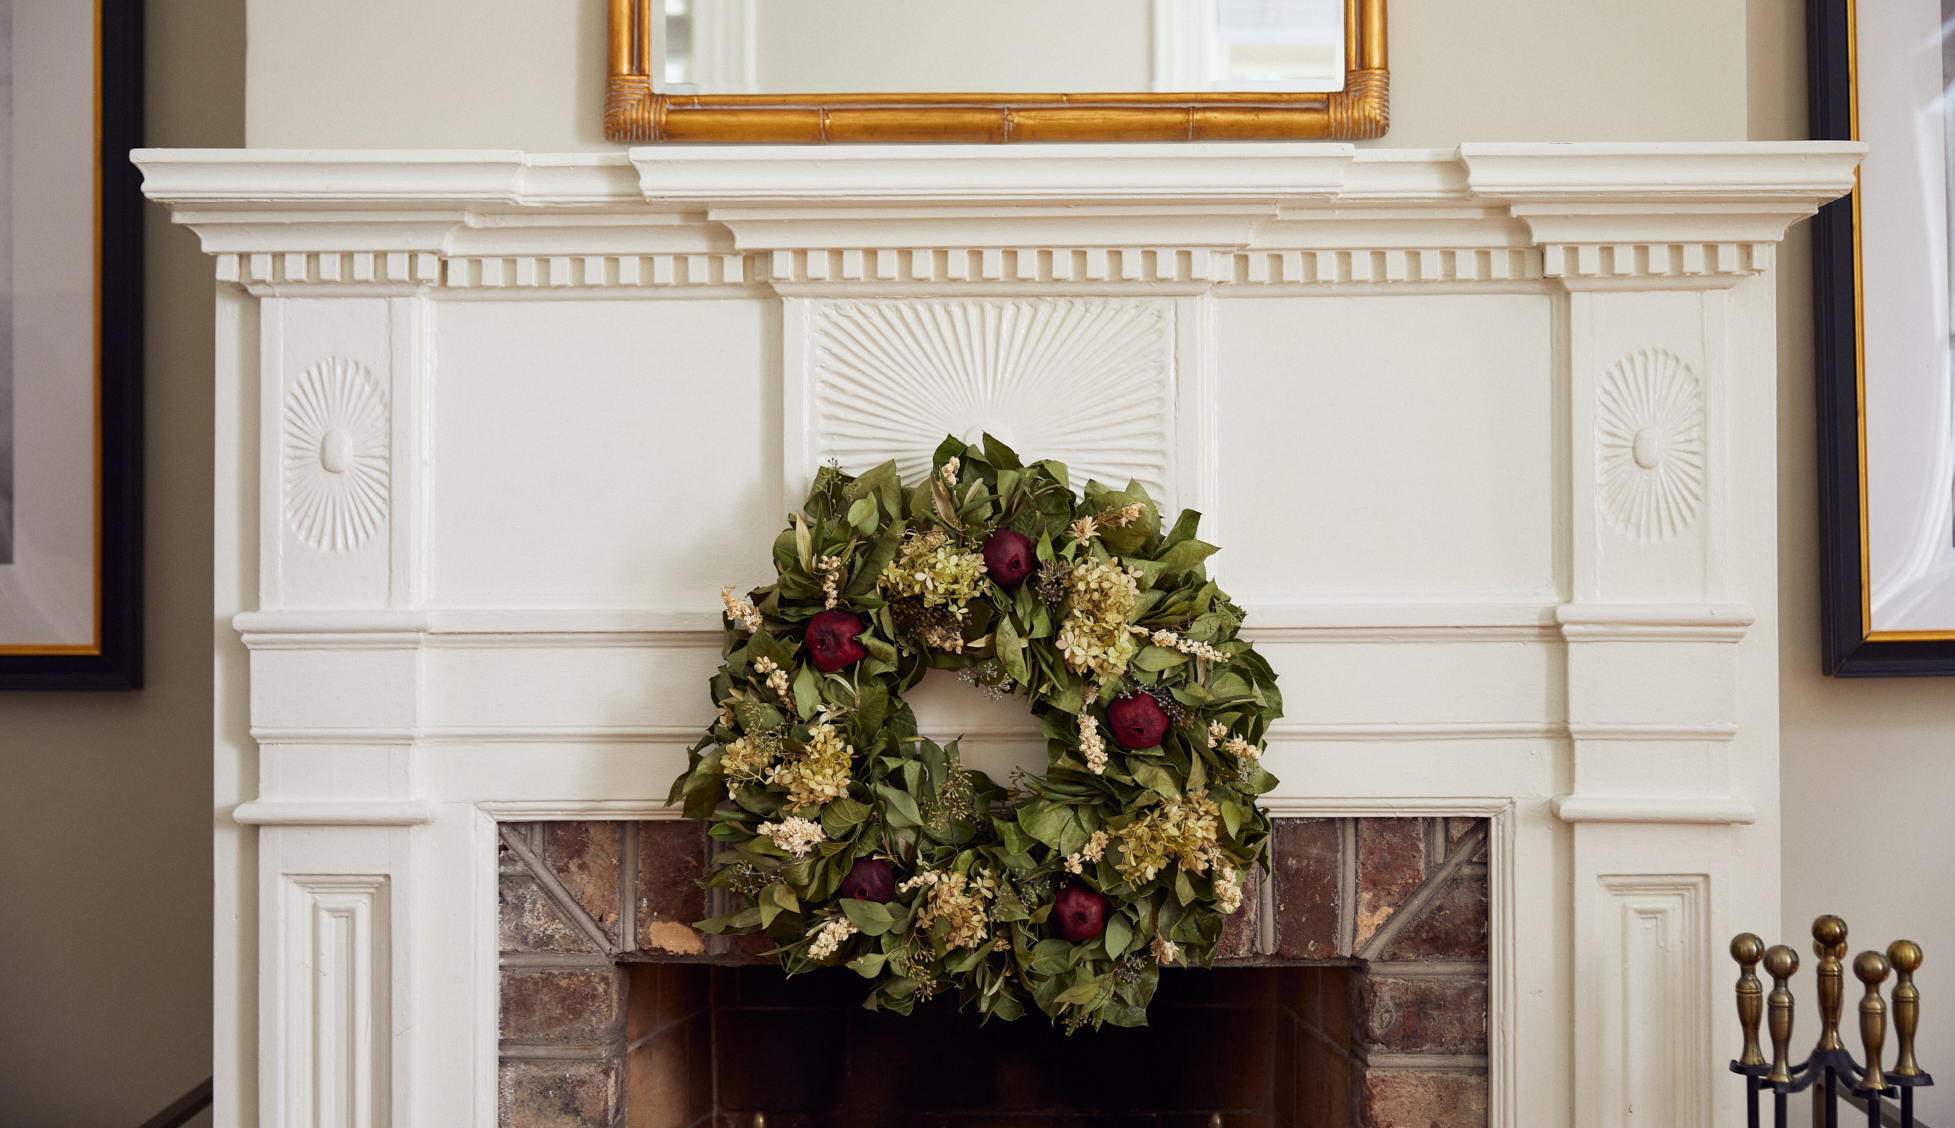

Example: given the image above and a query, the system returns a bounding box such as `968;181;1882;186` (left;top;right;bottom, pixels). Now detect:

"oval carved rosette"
283;357;390;552
1596;348;1706;543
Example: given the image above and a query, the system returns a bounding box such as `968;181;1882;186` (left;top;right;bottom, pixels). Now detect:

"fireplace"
135;140;1861;1128
498;818;1489;1128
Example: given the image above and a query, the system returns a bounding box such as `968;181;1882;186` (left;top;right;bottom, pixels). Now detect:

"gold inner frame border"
603;0;1388;143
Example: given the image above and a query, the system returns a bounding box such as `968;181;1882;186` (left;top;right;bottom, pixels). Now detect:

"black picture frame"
1808;0;1955;676
0;0;144;690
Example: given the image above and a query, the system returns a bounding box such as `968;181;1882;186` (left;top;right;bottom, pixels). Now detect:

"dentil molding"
135;143;1864;295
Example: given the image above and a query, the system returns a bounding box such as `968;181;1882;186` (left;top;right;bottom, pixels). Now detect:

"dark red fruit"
805;609;868;672
1106;693;1170;750
1054;883;1108;942
982;528;1037;587
842;858;894;903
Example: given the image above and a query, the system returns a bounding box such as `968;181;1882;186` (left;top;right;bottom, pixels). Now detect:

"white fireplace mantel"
138;142;1861;1128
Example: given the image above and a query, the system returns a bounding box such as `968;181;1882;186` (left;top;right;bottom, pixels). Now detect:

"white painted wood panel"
135;143;1862;1128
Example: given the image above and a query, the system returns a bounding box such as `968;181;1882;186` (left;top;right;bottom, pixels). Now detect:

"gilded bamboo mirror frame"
604;0;1388;143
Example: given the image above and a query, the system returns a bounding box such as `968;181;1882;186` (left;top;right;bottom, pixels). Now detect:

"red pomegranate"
1106;693;1170;750
841;858;894;903
1054;883;1108;942
804;609;868;672
982;528;1037;587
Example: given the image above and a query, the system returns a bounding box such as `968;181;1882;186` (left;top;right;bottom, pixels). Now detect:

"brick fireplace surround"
498;818;1490;1128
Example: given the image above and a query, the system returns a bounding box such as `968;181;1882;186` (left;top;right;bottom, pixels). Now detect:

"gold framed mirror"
605;0;1387;143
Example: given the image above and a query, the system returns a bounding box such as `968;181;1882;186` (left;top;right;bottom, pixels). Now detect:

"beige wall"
0;1;242;1125
5;0;1934;1122
1750;1;1955;1123
243;0;1749;149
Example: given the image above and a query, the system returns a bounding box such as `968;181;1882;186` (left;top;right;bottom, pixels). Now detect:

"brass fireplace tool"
1730;917;1934;1128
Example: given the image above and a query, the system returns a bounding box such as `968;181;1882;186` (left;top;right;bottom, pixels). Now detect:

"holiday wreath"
666;435;1282;1031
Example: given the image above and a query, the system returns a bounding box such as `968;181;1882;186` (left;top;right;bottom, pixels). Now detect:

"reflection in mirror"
654;0;1344;97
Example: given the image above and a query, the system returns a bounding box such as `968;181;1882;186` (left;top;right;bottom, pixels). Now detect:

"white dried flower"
816;555;847;610
753;655;792;700
1225;736;1261;762
806;916;858;960
721;585;765;632
1064;854;1085;875
939;457;960;488
1214;864;1243;915
1067;515;1099;542
760;816;826;859
1207;720;1228;749
1080;830;1110;862
1132;626;1229;665
1151;934;1181;965
1078;705;1107;776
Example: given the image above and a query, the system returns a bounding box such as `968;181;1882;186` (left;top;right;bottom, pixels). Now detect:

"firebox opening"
623;963;1362;1128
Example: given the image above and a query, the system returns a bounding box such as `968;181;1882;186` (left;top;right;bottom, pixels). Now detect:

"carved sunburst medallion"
284;357;390;552
1596;348;1705;542
808;297;1174;498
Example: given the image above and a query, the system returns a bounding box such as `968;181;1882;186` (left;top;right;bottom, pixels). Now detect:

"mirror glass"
655;0;1345;96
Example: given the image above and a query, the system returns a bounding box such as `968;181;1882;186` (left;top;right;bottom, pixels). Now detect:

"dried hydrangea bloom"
719;732;780;785
899;868;998;950
771;721;853;808
878;527;988;611
1111;788;1222;884
1054;558;1143;679
1214;864;1244;915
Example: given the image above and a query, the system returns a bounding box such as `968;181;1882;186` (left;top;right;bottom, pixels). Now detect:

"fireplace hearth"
497;818;1490;1128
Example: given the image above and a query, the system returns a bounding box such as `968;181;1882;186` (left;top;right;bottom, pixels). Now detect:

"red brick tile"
1356;819;1427;951
636;821;708;956
543;823;624;944
501;968;627;1043
500;874;602;954
1360;975;1488;1053
1379;874;1489;961
1360;1069;1488;1128
498;1058;622;1128
1217;864;1264;960
1272;818;1341;960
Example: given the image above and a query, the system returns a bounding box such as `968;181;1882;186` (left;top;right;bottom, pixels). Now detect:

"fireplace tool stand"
1730;916;1934;1128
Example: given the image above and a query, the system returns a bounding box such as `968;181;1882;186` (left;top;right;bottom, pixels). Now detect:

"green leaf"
768;882;800;915
1132;646;1189;672
877;783;924;828
1054;976;1107;1006
1156;538;1219;575
1015;801;1070;850
1105;914;1134;959
1132;762;1181;798
847;952;887;978
995;614;1029;685
792;663;819;721
696;906;762;934
793;514;815;573
982;432;1023;469
841;897;899;936
847;497;878;533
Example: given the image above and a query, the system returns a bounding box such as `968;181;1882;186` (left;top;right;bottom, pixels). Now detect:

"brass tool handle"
1889;940;1924;1078
1815;916;1849;1052
1732;933;1767;1067
1855;950;1890;1092
1766;944;1800;1085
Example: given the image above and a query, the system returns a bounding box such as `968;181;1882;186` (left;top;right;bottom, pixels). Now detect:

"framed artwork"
0;0;142;690
604;0;1387;143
